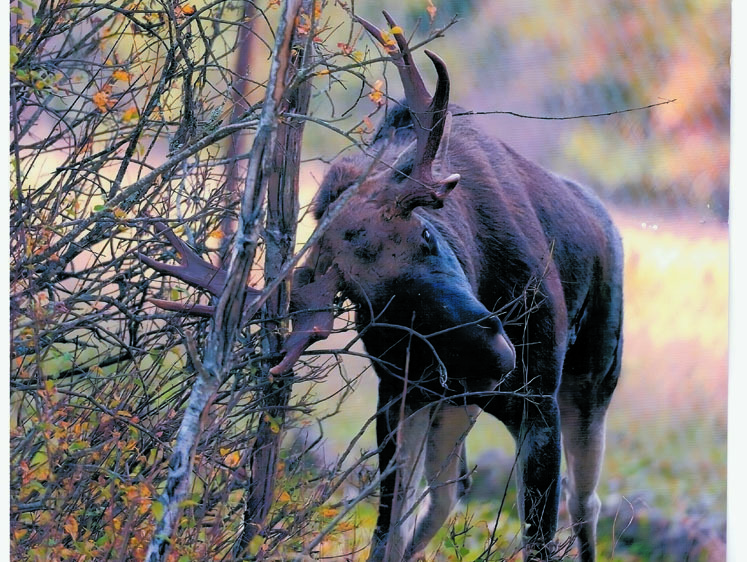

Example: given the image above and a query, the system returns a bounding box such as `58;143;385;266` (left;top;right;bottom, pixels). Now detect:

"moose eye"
422;227;438;255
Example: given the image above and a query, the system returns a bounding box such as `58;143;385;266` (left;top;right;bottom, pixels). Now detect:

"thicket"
9;0;402;558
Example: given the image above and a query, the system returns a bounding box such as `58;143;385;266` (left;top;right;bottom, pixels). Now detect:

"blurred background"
294;1;730;559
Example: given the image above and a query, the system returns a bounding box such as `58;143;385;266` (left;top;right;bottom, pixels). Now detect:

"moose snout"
477;316;516;375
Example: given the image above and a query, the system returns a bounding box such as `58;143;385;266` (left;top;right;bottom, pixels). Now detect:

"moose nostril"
477;315;501;334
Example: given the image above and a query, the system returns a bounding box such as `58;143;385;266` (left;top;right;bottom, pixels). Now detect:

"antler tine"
355;12;432;114
139;220;259;318
381;11;432;112
147;298;216;318
138;221;228;297
357;11;459;213
415;49;451;173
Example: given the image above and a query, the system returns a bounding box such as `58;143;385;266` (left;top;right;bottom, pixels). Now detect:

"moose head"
271;13;515;385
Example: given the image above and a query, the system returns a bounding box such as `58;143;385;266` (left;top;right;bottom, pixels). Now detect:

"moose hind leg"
559;403;607;562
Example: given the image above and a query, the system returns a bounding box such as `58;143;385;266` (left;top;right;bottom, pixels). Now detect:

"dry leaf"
224;451;241;467
368;79;385;106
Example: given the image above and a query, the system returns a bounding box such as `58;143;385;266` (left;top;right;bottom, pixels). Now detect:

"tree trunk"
235;1;316;555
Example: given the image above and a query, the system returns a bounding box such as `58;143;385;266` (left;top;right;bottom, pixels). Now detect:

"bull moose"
142;12;623;562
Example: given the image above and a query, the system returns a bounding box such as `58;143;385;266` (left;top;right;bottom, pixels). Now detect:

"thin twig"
453;98;677;120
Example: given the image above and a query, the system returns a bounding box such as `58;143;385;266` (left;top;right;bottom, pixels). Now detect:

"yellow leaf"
389;26;403;35
112;69;129;82
152;501;165;521
219;447;231;456
321;507;339;518
224;451;241;467
122;106;138;123
379;29;396;49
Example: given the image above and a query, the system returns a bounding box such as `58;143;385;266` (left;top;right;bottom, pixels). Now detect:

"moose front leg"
370;398;429;562
486;396;562;561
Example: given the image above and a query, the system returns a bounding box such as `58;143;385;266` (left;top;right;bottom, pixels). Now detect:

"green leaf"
10;45;20;67
152;500;164;522
69;440;89;452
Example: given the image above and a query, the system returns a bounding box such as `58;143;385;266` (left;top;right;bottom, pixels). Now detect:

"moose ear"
434;111;455;173
395;171;461;215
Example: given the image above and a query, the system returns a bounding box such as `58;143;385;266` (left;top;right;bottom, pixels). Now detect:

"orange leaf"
13;528;27;541
182;4;196;15
92;87;116;112
426;0;437;22
64;516;79;541
368;79;385;106
224;451;241;467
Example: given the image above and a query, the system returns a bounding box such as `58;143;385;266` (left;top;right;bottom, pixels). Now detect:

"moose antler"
355;11;460;212
140;221;339;371
138;221;260;319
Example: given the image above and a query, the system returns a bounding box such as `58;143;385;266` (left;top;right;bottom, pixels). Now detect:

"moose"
142;13;623;562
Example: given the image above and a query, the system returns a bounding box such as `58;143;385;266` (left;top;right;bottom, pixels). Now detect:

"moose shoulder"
273;15;623;562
